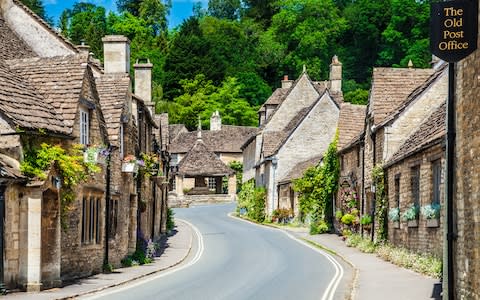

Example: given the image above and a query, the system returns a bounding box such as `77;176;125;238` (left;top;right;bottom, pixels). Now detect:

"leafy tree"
139;0;172;36
228;161;243;191
20;0;53;25
242;0;279;28
59;3;107;59
268;0;347;80
236;71;272;106
208;0;241;20
377;0;430;68
116;0;143;16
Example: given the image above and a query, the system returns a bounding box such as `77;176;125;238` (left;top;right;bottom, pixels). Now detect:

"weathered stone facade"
453;9;480;297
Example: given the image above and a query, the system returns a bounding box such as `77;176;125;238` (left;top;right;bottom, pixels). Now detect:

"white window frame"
80;107;89;145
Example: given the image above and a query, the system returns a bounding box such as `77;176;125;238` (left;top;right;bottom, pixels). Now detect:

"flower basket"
426;218;440;228
83;150;99;164
151;175;167;186
407;219;418;228
122;162;138;173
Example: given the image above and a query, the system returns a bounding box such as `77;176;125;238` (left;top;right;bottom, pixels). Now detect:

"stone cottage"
168;112;256;206
242;57;343;216
0;0;168;291
452;13;480;298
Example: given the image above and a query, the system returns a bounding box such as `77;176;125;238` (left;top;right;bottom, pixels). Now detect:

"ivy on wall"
293;133;339;231
372;164;387;242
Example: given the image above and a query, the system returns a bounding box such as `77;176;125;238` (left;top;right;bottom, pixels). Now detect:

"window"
109;197;119;238
208;177;216;190
340;156;344;171
357;148;361;167
82;195;101;244
80;107;89;145
170;154;178;166
394;174;401;208
411;166;420;206
170;176;176;192
432;160;442;204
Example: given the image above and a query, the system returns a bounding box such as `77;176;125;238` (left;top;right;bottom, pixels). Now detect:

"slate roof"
0;59;67;134
169;124;188;141
369;67;434;126
0;15;36;60
386;102;446;167
0;154;24;180
177;137;234;177
377;63;448;129
258;88;289;112
278;155;323;184
338;103;366;150
169;125;258;154
7;54;90;132
158;113;169;150
95;74;130;145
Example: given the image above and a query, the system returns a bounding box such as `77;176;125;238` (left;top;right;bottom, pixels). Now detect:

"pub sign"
430;0;478;62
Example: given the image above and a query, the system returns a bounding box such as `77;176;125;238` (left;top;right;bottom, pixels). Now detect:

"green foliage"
293;134;339;228
20;0;53;25
272;208;293;223
421;203;441;220
21;143;100;228
237;180;266;222
372;164;387;242
401;204;419;221
310;220;330;235
103;262;114;273
360;214;372;225
341;213;356;225
167;208;175;231
344;89;369;105
228;161;243;192
388;207;400;222
335;210;343;220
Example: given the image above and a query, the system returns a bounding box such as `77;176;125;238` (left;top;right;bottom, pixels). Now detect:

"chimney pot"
102;35;130;74
281;75;293;89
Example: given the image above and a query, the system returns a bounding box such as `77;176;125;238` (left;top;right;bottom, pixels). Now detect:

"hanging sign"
430;0;478;62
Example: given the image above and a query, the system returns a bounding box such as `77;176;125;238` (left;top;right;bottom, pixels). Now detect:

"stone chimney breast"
281;75;293;89
329;55;342;93
210;110;222;131
102;35;130;74
134;58;153;103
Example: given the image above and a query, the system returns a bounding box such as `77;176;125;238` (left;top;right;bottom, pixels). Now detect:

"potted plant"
388;207;400;228
402;204;419;227
83;146;99;164
421;203;441;227
360;214;373;230
122;155;139;173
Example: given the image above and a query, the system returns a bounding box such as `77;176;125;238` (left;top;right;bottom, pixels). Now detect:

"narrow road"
87;203;343;300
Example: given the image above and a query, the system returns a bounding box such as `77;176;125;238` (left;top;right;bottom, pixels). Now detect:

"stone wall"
454;17;480;299
385;143;444;258
242;140;256;182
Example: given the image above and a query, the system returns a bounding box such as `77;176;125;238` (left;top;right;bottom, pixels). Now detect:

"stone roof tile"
0;60;67;134
370;67;434;125
0;15;36;60
177;137;234;176
279;155;323;184
338;103;366;150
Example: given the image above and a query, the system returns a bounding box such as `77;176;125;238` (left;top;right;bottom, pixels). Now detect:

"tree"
139;0;172;36
20;0;53;25
60;3;107;59
116;0;143;16
208;0;241;20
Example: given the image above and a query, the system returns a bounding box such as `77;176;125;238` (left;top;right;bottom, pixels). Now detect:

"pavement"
5;214;442;300
285;228;442;300
4;219;193;300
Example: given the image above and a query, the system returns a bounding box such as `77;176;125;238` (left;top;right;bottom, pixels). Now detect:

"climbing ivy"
372;164;387;242
293;133;339;230
21;143;100;228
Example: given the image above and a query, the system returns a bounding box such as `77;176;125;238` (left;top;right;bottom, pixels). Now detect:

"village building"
335;103;366;234
168;114;256;206
453;26;480;299
242;57;343;216
0;0;168;291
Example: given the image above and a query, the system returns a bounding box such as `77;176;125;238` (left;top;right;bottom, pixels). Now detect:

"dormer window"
80;107;89;145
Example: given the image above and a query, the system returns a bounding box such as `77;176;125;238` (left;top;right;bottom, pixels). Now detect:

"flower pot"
122;162;138;173
407;219;418;228
84;151;98;164
426;218;440;228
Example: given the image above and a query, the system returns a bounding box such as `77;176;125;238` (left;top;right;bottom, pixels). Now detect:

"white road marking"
82;219;204;299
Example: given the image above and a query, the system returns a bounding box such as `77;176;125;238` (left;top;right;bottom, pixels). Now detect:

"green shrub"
357;239;376;253
401;204;419;221
341;213;356;225
310;220;330;235
345;234;362;247
121;257;133;267
237;180;266;223
360;214;372;225
335;210;343;220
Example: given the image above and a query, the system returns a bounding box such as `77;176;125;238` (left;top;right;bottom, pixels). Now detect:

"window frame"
80;106;89;145
432;160;442;205
410;165;421;207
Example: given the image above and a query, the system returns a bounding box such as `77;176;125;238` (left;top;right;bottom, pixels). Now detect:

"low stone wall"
168;193;235;208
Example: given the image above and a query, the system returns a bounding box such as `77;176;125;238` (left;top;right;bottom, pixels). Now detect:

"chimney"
134;58;153;102
210;110;222;131
77;41;90;55
281;75;293;89
102;35;130;74
329;55;342;93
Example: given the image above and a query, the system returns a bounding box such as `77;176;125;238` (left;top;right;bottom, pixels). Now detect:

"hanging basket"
151;175;167;186
122;162;138;173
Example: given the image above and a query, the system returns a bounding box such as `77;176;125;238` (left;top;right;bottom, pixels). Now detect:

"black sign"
430;0;478;62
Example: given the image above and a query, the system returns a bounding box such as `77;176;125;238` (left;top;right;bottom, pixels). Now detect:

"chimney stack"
210;111;222;131
102;35;130;74
281;75;293;89
329;55;342;93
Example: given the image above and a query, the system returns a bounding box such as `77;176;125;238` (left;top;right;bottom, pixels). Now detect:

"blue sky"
43;0;199;29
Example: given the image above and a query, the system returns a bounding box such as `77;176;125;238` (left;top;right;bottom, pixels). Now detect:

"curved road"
87;203;343;300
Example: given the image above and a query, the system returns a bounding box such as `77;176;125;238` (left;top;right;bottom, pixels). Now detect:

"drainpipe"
0;185;5;292
371;129;376;242
136;108;143;246
104;145;112;270
268;157;278;215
